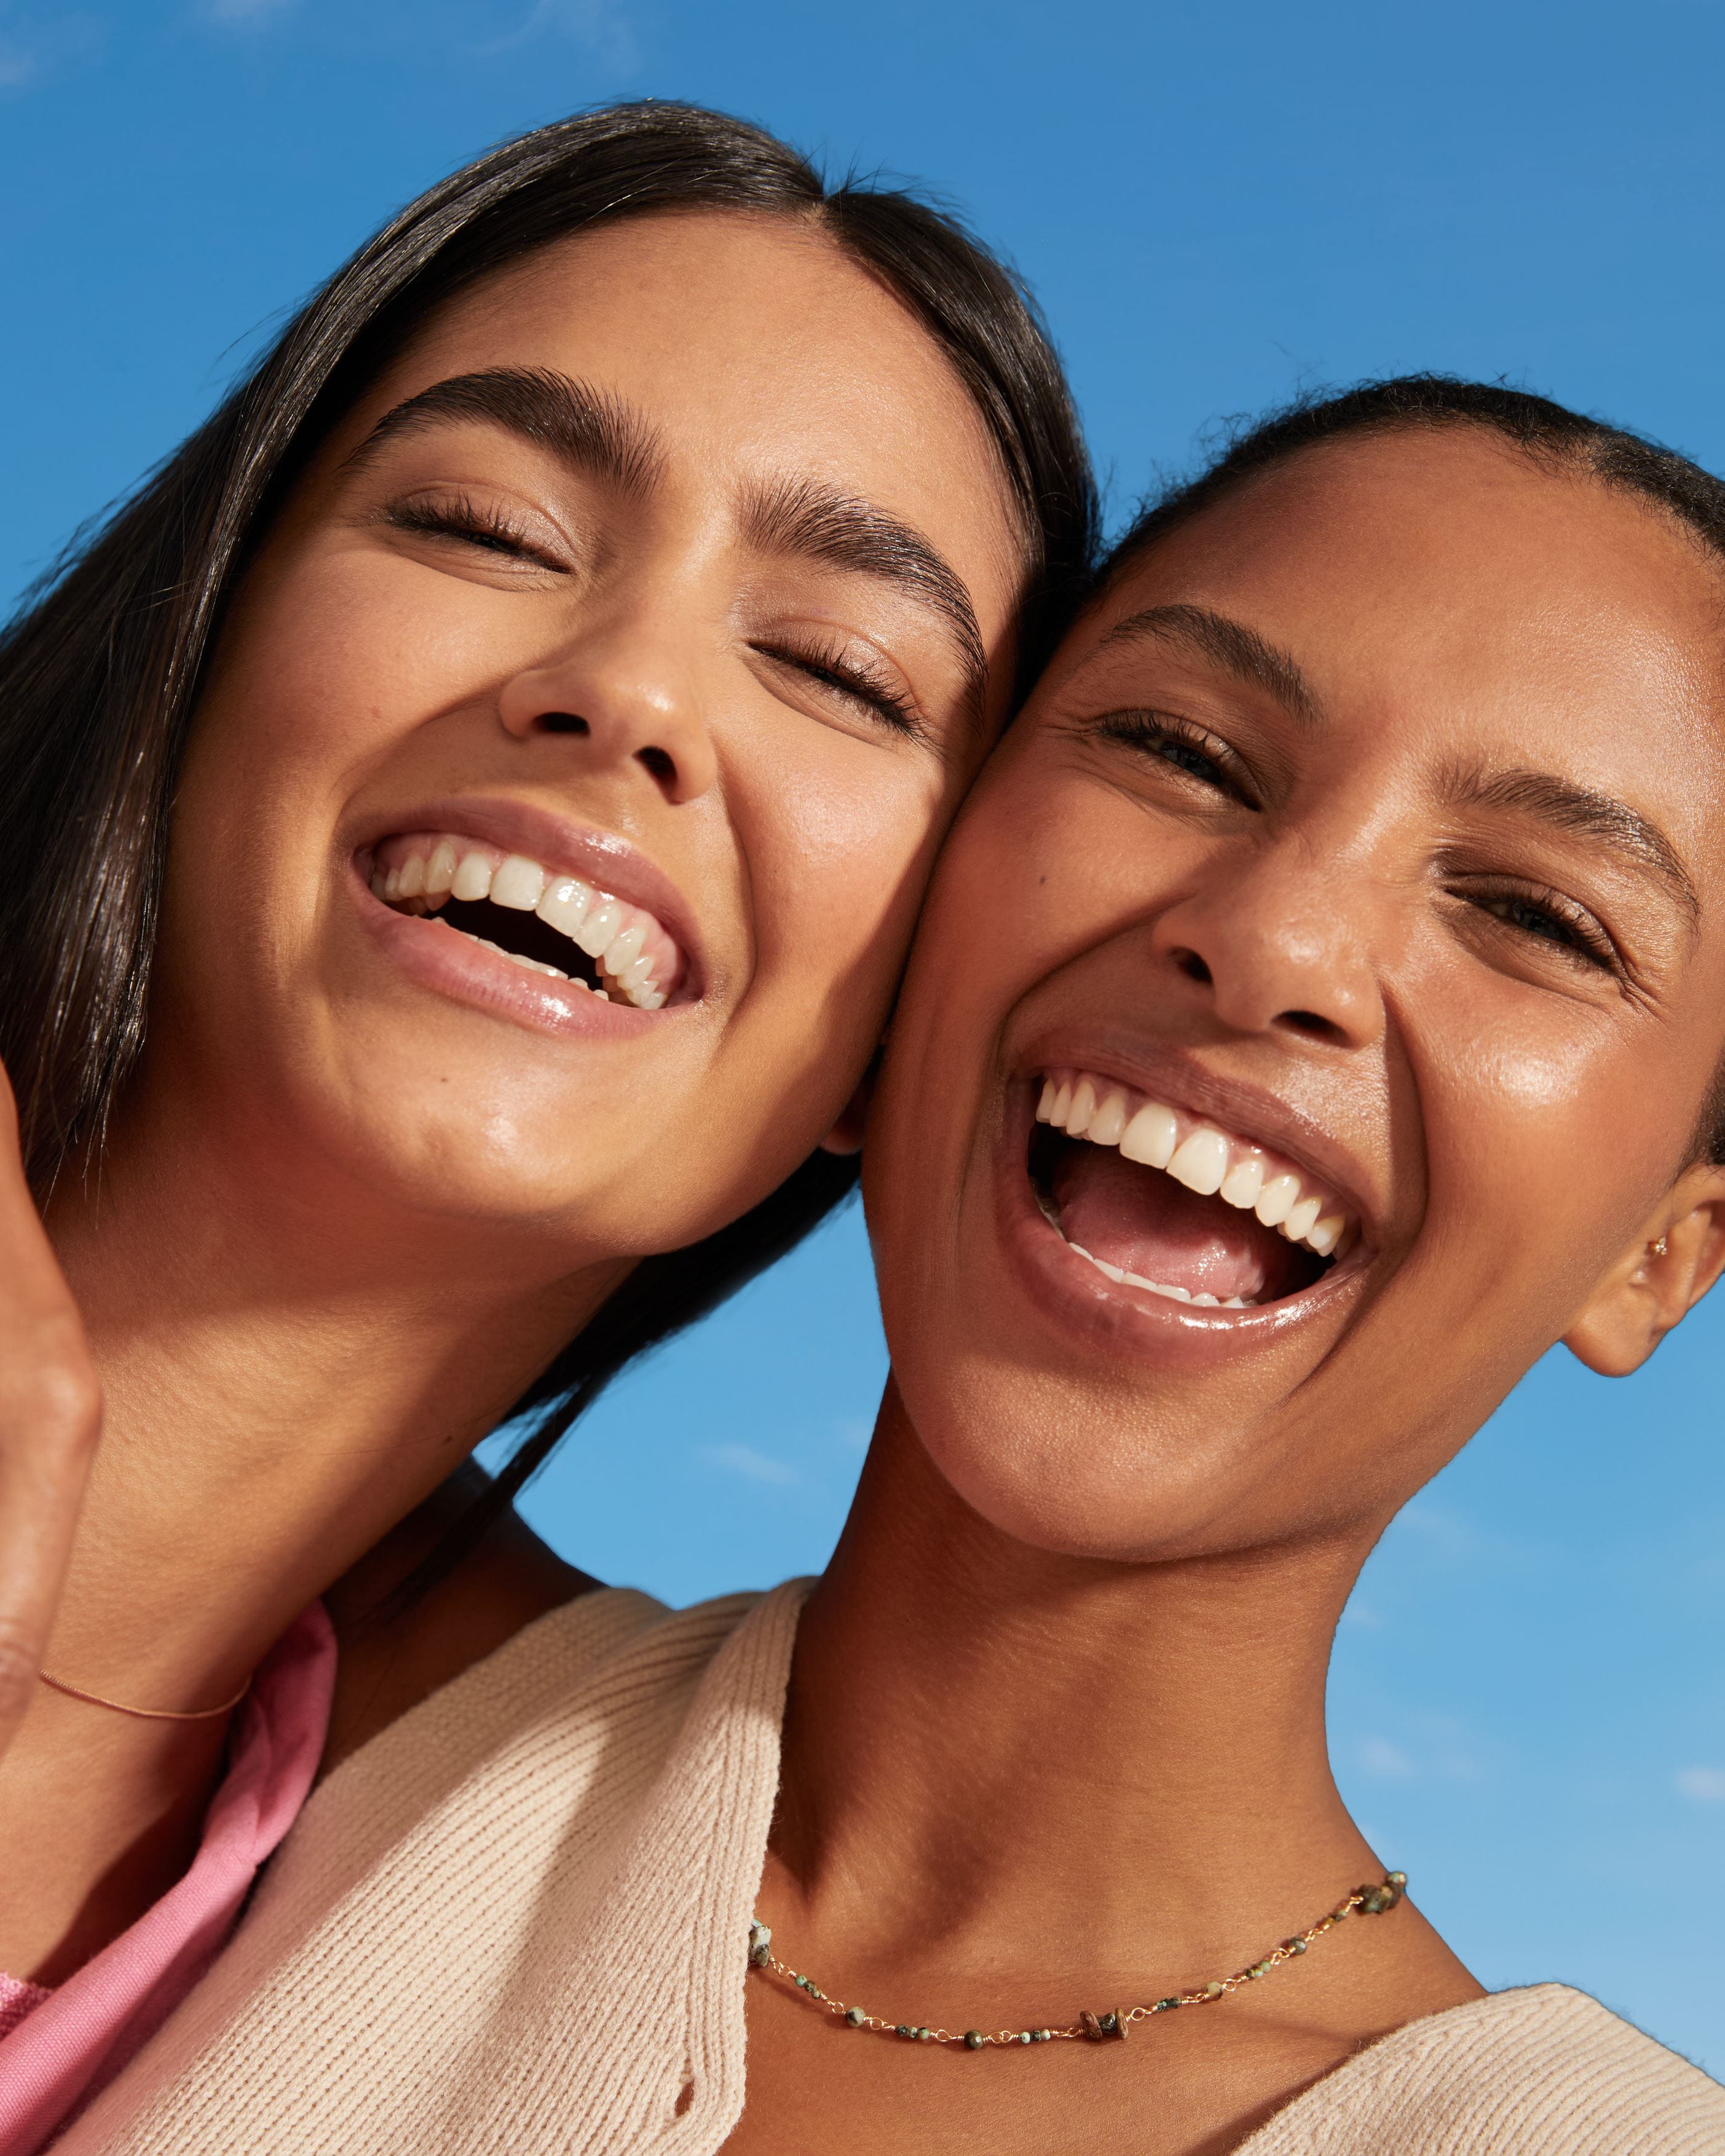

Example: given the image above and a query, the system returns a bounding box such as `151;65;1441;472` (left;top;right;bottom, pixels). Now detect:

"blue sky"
4;0;1723;2073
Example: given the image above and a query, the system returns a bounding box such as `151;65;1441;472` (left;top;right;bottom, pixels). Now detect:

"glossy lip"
1021;1030;1383;1238
994;1035;1381;1366
345;797;708;1042
351;795;708;1001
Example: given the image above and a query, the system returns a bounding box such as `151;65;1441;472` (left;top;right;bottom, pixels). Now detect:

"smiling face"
143;210;1022;1270
866;427;1725;1563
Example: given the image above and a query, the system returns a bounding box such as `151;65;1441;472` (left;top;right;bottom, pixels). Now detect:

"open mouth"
367;832;682;1012
1029;1069;1360;1310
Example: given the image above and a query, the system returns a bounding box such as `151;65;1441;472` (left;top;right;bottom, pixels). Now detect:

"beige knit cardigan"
58;1583;1725;2154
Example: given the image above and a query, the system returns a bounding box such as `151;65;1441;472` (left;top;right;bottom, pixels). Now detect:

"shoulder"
319;1468;606;1773
1242;1983;1725;2154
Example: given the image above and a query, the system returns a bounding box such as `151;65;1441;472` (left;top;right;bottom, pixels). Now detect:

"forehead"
351;210;1011;551
1079;430;1725;836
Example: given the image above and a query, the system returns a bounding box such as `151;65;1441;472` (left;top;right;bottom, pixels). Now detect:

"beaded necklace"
748;1870;1407;2052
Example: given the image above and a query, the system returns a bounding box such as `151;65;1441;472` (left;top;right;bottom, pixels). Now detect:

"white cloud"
1676;1766;1725;1802
477;0;636;70
0;7;100;89
1358;1736;1416;1779
704;1442;797;1487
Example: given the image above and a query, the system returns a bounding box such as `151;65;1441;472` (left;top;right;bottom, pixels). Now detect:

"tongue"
1051;1144;1312;1304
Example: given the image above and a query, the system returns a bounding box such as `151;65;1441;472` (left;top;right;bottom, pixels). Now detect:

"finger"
0;1331;101;1752
0;1071;103;1757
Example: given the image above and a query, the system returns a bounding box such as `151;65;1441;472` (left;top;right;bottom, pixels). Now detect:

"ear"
1564;1162;1725;1377
817;1069;876;1159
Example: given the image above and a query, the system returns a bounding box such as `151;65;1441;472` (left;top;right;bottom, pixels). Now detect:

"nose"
1149;832;1384;1050
495;600;720;806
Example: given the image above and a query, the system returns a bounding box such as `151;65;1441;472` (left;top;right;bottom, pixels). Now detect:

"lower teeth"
1064;1237;1252;1308
456;930;610;999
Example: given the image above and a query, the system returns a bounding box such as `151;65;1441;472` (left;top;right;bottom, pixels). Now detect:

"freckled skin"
0;210;1026;1991
728;432;1725;2156
157;211;1024;1261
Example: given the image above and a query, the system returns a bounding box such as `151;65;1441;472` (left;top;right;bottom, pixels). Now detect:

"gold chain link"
748;1871;1407;2051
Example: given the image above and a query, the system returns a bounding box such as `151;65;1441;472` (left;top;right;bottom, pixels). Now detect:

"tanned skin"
0;208;1026;1985
721;432;1725;2154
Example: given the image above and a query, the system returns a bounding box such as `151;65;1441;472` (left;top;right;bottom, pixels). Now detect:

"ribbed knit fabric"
55;1583;1725;2155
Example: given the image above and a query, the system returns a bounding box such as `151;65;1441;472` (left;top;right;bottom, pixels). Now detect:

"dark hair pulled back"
1100;372;1725;1163
0;101;1097;1547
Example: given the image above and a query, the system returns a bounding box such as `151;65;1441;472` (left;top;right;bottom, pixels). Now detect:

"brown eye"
1466;886;1618;973
1091;710;1258;808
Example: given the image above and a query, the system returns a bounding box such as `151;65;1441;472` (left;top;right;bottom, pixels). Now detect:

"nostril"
540;712;589;736
636;745;676;785
1281;1008;1343;1042
1173;948;1212;986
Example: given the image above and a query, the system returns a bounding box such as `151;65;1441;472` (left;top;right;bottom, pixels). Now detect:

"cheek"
735;734;959;1031
1408;969;1691;1323
195;556;512;802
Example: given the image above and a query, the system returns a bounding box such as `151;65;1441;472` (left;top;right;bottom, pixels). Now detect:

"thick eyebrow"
1440;763;1701;928
1095;604;1322;728
346;366;665;500
742;474;989;723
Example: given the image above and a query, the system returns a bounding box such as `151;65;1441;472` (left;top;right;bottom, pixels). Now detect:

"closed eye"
752;637;924;739
377;493;567;572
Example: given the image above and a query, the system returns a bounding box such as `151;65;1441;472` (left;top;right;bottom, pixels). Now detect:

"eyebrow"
742;474;990;723
347;366;665;500
1095;603;1322;726
1439;763;1700;927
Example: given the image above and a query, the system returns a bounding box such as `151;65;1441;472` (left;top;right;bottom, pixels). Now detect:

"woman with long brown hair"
0;99;1095;2151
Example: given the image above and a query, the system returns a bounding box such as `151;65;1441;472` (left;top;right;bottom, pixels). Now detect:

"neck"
39;1090;626;1712
772;1381;1384;1993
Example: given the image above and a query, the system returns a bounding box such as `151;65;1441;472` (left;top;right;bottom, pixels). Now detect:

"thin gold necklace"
749;1871;1407;2050
37;1669;251;1722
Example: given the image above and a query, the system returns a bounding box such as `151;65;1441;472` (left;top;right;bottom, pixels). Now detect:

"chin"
891;1359;1264;1565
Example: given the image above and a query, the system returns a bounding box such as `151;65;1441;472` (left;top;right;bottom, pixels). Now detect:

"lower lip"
994;1088;1363;1369
350;864;669;1041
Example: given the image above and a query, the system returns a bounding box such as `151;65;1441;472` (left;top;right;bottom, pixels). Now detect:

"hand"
0;1062;101;1763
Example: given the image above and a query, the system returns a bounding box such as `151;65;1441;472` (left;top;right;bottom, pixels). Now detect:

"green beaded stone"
896;2025;910;2039
1153;1998;1178;2013
918;2028;934;2042
1099;2013;1118;2035
749;1945;769;1967
965;2031;984;2050
1285;1938;1308;1955
1388;1871;1407;1887
1019;2031;1033;2044
1036;2029;1052;2042
1204;1981;1226;1999
846;2008;866;2028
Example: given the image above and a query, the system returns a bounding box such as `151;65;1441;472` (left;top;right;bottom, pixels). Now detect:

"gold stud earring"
1651;1234;1669;1260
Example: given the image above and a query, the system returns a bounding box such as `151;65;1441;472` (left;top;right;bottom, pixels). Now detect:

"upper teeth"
1036;1070;1356;1262
371;837;676;1012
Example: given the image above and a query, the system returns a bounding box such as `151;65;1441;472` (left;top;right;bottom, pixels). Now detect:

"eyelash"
754;635;922;737
384;500;919;737
1091;708;1258;806
1459;881;1619;974
381;493;562;568
1089;711;1625;977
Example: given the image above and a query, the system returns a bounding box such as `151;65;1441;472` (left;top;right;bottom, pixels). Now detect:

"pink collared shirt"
0;1605;337;2155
